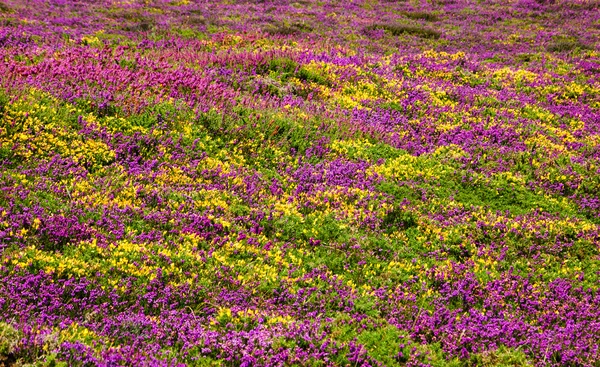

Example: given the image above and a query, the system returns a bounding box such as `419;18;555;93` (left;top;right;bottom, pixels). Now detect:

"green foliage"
546;36;590;53
122;21;154;32
0;322;20;356
187;356;223;367
118;57;138;71
365;23;441;39
172;27;209;40
128;99;191;130
263;22;312;36
0;323;65;367
353;297;380;318
328;314;359;343
344;142;407;162
0;1;12;13
297;67;330;86
0;145;12;162
377;181;422;202
466;347;534;366
379;101;405;112
382;207;418;233
357;326;405;366
401;11;439;22
450;173;576;217
42;355;70;367
2;3;599;365
266;57;298;76
0;89;8;115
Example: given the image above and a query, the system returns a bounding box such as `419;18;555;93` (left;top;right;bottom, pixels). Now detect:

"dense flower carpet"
0;0;599;365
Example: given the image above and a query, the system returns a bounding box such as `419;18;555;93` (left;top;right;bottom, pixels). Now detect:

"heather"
0;0;599;366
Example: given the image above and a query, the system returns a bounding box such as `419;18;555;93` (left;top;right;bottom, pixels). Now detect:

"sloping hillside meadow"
0;0;599;366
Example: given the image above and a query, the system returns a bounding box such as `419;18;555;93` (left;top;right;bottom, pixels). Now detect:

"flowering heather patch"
0;0;599;366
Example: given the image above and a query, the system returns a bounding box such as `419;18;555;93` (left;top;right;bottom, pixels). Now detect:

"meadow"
0;0;599;366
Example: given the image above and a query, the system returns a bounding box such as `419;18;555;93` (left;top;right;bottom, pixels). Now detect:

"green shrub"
546;36;590;52
365;23;441;39
263;22;312;36
122;21;154;32
268;57;298;74
401;11;439;22
0;323;20;356
297;67;329;86
0;89;8;115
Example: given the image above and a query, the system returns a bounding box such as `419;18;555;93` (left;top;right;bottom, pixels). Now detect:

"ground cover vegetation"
0;0;599;365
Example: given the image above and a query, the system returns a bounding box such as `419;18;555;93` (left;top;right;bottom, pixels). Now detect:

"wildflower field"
0;0;599;365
